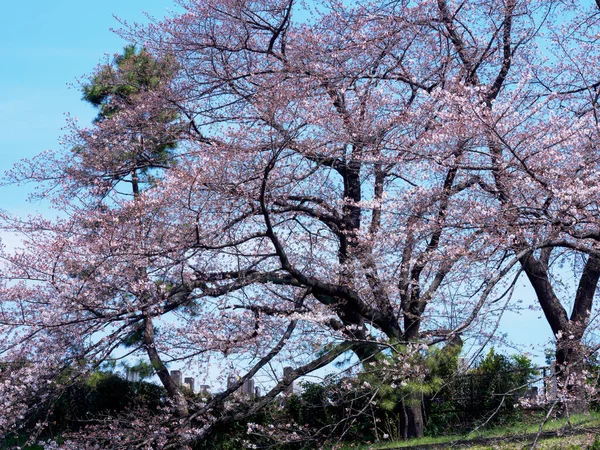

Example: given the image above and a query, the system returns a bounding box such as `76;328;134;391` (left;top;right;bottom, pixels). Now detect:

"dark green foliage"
4;350;548;449
46;371;165;435
284;379;378;444
286;384;333;433
191;403;308;450
473;349;538;416
585;352;600;413
121;360;154;380
277;348;541;444
279;343;464;443
192;419;250;450
426;348;539;436
78;45;180;194
121;324;145;348
0;435;46;450
83;45;175;123
2;370;165;449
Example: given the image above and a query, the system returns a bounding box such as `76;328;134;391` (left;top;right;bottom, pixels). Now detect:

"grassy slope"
338;412;600;450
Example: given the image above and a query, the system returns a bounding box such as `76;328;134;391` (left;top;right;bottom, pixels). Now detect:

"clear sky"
0;0;555;366
0;0;177;210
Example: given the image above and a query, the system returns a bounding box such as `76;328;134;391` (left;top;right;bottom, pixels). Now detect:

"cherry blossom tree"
2;0;600;447
427;0;600;412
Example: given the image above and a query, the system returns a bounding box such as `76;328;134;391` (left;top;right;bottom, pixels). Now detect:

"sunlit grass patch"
334;412;600;450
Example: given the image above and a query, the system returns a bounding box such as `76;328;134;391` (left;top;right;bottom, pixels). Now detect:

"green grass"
335;412;600;449
462;434;599;450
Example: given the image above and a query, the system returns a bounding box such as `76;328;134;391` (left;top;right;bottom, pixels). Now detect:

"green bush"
48;371;164;433
7;369;166;446
425;349;539;436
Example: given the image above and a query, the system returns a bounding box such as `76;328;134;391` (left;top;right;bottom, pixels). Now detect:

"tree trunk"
555;335;589;415
520;253;598;417
143;316;189;417
405;396;425;438
401;306;427;439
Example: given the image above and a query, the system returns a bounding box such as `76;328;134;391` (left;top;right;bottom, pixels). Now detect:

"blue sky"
0;0;176;210
0;0;555;365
